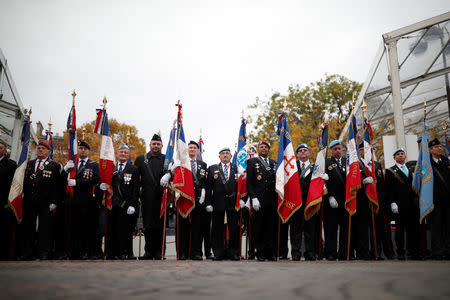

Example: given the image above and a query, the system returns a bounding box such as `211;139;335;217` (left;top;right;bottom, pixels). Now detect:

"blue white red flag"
197;135;204;161
362;118;379;213
345;115;361;216
235;118;248;211
276;112;302;223
45;129;54;160
172;102;195;217
305;121;328;220
412;120;434;224
95;108;115;209
8;118;31;223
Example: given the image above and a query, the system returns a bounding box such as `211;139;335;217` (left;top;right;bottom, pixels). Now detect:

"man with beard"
134;134;166;260
246;140;277;261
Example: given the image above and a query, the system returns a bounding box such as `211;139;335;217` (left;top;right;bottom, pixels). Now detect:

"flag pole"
317;111;328;261
67;90;76;259
161;187;168;260
362;99;379;260
347;94;356;261
102;96;109;260
239;108;244;260
277;100;288;261
421;98;427;260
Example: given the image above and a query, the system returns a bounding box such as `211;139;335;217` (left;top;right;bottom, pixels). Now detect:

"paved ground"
1;259;449;300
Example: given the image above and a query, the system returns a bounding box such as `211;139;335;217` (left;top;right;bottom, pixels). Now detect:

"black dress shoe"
279;255;288;260
141;253;153;260
179;255;187;260
292;254;301;261
257;256;265;261
397;255;406;260
119;254;128;260
205;254;213;259
39;255;50;260
192;255;203;261
213;256;223;261
326;255;337;261
304;255;316;261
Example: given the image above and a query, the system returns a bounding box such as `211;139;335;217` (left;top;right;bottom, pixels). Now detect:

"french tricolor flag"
304;121;328;220
345;115;361;216
362;118;379;213
172;102;195;218
235;118;248;211
67;103;78;177
95;108;115;209
275;112;302;223
8;119;31;223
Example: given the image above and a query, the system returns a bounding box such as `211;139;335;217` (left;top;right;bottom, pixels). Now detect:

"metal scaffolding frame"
340;12;450;148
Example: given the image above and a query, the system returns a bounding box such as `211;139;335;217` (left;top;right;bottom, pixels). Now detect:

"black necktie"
119;163;124;174
78;160;85;171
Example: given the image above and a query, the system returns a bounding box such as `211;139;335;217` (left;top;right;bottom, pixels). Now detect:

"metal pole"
386;39;406;149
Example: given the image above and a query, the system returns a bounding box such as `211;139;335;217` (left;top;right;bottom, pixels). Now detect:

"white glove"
329;196;338;208
363;177;374;185
68;179;76;187
391;202;399;214
240;199;245;208
170;160;180;173
127;206;135;215
245;199;251;209
199;188;206;204
160;173;171;187
252;198;261;211
49;203;57;211
320;173;329;181
99;183;108;191
206;205;213;212
64;160;75;172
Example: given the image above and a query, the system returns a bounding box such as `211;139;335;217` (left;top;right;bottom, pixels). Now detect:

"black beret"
188;140;199;148
151;134;162;142
428;138;440;148
78;140;90;150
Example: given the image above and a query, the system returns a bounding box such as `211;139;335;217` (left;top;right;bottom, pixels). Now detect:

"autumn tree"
52;118;146;164
247;74;362;160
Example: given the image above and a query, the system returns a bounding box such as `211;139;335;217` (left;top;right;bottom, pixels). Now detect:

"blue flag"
412;120;434;224
444;135;450;159
197;136;204;161
163;127;176;170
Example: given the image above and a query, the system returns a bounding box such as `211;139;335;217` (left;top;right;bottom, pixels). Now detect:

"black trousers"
278;220;289;258
370;210;393;258
351;196;370;259
253;205;277;259
21;204;53;258
52;204;67;258
393;206;420;258
106;206;132;257
429;200;450;257
177;213;191;259
0;208;15;260
212;209;239;258
323;198;349;259
191;206;211;257
290;207;319;258
69;202;89;258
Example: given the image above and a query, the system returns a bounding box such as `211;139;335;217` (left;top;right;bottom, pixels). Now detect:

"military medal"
328;165;333;171
39;165;45;170
257;174;262;180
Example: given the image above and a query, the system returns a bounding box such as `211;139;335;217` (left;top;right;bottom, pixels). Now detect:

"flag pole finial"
127;129;131;144
48;117;52;132
324;111;329;123
424;97;427;119
351;94;356;115
200;128;202;137
283;99;288;112
72;90;76;106
103;96;107;109
361;99;367;119
82;128;86;140
241;108;244;119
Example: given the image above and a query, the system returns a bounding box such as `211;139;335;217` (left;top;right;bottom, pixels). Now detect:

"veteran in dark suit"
187;141;210;260
246;140;277;261
385;148;420;260
324;140;349;260
134;134;166;260
205;147;239;260
62;140;100;259
102;142;139;259
21;140;61;260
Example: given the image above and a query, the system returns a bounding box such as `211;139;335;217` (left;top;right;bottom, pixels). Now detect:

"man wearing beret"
205;147;239;260
324;140;349;260
187;141;210;260
428;138;450;259
0;141;16;260
61;140;100;259
20;140;62;260
246;140;277;261
134;134;167;260
385;148;420;260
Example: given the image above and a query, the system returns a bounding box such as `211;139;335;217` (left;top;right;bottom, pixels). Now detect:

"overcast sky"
0;0;448;165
